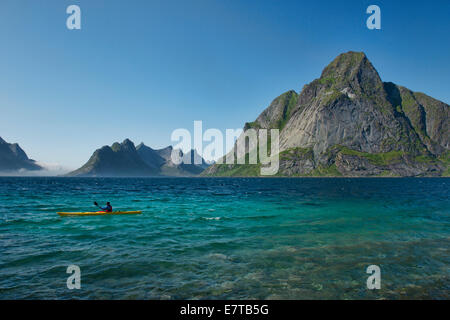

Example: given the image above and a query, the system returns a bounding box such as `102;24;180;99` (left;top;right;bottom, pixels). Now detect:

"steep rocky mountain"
68;139;209;177
0;136;42;172
203;51;449;177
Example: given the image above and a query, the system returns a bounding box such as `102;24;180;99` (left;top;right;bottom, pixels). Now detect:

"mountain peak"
321;51;367;77
122;138;134;146
319;51;382;94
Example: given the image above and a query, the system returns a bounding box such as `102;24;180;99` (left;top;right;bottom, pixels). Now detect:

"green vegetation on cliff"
332;146;405;166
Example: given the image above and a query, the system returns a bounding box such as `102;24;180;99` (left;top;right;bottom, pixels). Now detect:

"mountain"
203;51;449;177
168;148;210;176
67;140;210;177
67;139;159;177
135;143;166;169
0;137;42;172
136;143;209;176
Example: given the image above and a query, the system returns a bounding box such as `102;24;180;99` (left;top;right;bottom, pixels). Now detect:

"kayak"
57;211;142;216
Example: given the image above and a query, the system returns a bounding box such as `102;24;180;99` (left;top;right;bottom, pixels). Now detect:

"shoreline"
0;175;448;179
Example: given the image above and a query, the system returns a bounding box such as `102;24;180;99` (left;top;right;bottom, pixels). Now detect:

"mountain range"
2;52;449;177
0;137;42;172
66;139;210;177
203;51;449;177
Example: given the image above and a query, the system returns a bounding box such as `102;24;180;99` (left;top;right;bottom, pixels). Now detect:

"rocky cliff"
203;52;449;177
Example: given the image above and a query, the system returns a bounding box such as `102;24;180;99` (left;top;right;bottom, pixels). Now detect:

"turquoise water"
0;177;449;299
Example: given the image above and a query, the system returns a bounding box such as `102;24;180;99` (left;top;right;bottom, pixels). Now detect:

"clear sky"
1;0;449;170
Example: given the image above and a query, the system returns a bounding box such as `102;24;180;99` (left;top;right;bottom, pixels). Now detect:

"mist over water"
0;162;71;177
0;177;449;299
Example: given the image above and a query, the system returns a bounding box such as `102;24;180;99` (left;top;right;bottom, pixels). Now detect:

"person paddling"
94;201;112;213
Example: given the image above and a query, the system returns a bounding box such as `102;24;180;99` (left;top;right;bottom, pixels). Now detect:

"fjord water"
0;177;448;299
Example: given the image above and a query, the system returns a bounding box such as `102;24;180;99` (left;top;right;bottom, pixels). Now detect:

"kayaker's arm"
94;201;112;212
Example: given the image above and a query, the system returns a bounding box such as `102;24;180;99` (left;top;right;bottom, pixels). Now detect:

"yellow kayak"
57;211;142;216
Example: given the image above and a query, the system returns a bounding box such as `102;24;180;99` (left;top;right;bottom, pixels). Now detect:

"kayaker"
100;202;113;213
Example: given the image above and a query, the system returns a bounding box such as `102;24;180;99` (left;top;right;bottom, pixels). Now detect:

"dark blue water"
0;177;449;299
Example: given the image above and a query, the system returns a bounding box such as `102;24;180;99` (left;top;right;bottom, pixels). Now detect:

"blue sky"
1;0;449;169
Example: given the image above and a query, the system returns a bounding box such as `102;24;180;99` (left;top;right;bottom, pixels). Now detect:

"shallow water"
0;177;449;299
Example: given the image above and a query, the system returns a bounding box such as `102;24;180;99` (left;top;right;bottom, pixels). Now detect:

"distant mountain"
67;139;210;177
165;147;209;176
203;51;449;177
0;137;42;172
137;143;209;177
67;139;158;177
135;143;166;169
